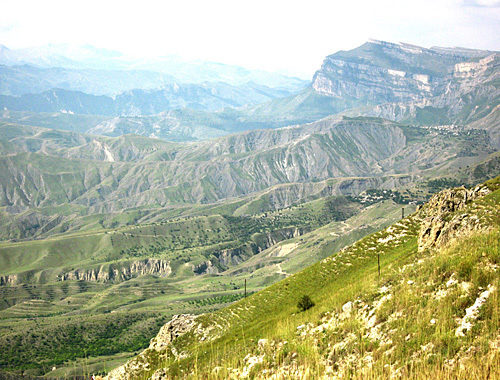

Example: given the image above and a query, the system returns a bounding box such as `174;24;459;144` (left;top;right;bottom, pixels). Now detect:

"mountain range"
1;40;499;142
0;39;500;378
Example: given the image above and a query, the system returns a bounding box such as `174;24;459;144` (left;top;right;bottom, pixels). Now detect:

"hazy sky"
1;0;500;77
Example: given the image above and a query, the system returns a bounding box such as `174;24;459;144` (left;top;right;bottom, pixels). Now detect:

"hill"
0;115;497;242
105;175;500;379
0;185;415;376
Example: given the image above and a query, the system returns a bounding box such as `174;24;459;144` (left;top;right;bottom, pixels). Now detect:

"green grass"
113;176;500;379
0;311;169;374
0;193;410;375
113;204;421;378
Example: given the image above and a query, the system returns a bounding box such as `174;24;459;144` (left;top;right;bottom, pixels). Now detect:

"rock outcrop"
192;227;309;275
0;274;18;286
149;314;197;354
60;259;171;283
105;314;220;380
418;185;492;252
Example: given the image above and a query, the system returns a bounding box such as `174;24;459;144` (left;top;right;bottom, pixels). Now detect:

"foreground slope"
0;190;415;377
108;175;500;379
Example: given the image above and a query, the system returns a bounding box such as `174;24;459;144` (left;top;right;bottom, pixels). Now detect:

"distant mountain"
0;113;496;214
237;40;498;126
1;40;500;144
0;44;308;91
0;81;302;116
0;64;176;96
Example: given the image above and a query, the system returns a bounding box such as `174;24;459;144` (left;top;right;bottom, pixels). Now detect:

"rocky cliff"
105;314;217;380
312;40;491;103
193;227;308;275
357;49;500;126
310;40;500;129
60;259;172;283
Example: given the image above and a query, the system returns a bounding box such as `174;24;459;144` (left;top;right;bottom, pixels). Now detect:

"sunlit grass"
123;177;500;379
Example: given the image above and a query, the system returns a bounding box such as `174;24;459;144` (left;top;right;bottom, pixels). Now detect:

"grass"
117;208;421;378
0;194;410;375
0;311;169;375
112;176;500;379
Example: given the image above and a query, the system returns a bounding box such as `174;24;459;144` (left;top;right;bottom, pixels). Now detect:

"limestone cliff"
311;40;480;103
60;259;171;283
312;40;499;127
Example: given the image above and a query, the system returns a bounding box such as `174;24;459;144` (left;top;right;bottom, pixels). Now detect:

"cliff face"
60;259;172;283
311;40;499;125
314;40;486;96
193;227;308;275
312;58;437;103
346;47;500;126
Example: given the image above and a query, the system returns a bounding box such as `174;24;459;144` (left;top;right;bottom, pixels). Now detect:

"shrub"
297;295;315;312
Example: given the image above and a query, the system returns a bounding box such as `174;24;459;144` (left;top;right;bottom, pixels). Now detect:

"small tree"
297;295;315;312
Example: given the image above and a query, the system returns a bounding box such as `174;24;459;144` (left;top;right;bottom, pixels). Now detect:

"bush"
297;295;315;312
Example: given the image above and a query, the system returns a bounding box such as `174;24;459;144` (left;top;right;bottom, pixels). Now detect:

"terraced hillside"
106;176;500;379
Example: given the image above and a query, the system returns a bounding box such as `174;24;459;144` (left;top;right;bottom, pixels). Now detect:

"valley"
0;39;500;378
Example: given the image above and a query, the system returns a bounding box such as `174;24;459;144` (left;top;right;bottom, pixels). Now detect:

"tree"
297;295;314;312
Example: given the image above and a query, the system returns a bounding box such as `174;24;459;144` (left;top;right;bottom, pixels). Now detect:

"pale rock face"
311;59;428;104
311;41;500;130
310;42;459;105
453;54;497;79
149;314;197;352
0;274;19;286
417;185;491;252
60;259;172;282
342;301;354;316
456;285;496;337
105;314;198;380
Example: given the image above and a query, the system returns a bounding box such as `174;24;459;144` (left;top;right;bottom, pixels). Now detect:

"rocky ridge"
105;314;212;380
312;40;487;102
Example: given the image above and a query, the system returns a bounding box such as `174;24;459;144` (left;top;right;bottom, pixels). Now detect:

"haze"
1;0;500;78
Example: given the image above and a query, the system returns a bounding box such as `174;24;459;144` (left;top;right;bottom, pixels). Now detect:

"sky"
0;0;500;78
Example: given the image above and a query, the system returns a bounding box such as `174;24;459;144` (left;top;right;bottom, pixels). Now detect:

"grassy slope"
0;193;413;376
121;175;500;379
